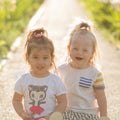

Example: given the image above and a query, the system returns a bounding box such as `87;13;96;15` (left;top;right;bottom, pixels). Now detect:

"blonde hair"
25;28;55;68
67;22;99;65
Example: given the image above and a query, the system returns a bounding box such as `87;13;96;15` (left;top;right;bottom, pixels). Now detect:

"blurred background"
0;0;120;63
0;0;44;63
0;0;120;119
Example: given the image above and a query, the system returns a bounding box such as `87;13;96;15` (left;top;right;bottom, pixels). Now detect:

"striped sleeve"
93;72;105;90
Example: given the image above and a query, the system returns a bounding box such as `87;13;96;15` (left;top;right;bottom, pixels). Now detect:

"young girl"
57;21;110;120
12;28;67;120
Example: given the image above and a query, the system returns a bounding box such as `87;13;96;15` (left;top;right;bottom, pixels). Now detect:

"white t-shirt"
57;63;105;115
14;73;66;119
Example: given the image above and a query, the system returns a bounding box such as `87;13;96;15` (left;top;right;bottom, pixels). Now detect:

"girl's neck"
69;62;91;69
30;70;50;78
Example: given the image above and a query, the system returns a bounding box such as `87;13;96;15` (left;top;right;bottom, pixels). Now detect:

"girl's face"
68;37;93;69
28;48;52;77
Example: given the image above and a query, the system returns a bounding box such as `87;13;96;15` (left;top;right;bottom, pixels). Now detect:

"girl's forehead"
72;32;95;43
31;48;50;54
72;37;93;45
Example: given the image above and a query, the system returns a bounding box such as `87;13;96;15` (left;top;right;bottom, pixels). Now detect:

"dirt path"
0;0;120;119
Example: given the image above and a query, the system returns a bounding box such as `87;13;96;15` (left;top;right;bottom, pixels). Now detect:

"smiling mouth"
75;57;83;60
37;66;44;70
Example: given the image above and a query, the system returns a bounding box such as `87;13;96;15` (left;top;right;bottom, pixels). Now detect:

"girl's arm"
95;89;107;117
45;94;67;120
55;93;67;113
12;92;32;120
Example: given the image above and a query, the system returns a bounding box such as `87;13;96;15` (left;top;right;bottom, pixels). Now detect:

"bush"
79;0;120;44
0;0;44;59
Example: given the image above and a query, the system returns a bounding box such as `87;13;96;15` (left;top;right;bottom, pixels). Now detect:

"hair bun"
33;28;48;37
79;22;91;31
33;33;43;38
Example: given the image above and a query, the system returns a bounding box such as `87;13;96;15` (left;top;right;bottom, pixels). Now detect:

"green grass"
78;0;120;45
0;0;44;59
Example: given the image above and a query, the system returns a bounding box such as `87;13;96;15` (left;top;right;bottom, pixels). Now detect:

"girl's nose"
78;50;82;55
38;59;44;64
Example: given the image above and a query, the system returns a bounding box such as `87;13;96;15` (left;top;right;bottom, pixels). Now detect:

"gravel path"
0;0;120;119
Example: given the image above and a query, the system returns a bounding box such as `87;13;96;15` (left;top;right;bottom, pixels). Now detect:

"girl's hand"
21;112;33;120
40;116;49;120
100;116;110;120
49;112;63;120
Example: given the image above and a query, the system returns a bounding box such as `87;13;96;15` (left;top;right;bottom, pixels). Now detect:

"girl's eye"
83;49;88;52
33;56;38;59
73;48;78;50
43;56;49;59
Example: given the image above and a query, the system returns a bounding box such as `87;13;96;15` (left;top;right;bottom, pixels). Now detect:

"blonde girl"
12;28;67;120
57;21;110;120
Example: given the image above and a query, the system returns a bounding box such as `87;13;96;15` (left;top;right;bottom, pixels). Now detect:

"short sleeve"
93;72;105;90
14;76;24;95
55;77;66;96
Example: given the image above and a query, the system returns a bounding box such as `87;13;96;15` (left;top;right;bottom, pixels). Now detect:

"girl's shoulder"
58;63;69;70
49;73;60;79
17;72;31;81
92;65;103;73
88;66;103;78
49;73;64;84
15;73;31;87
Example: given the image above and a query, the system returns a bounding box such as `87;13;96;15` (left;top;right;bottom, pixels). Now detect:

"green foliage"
79;0;120;44
0;0;44;59
0;40;8;57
